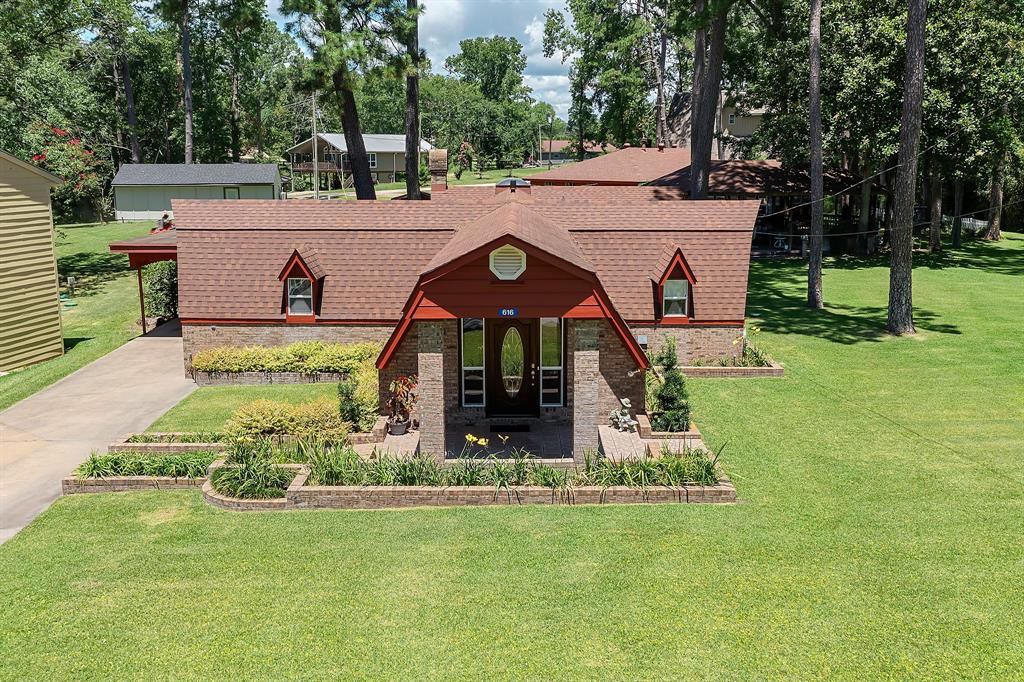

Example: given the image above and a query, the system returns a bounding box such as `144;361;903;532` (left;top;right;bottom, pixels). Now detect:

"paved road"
0;323;195;543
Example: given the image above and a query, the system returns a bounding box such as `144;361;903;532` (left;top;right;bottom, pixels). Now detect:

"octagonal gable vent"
489;244;526;280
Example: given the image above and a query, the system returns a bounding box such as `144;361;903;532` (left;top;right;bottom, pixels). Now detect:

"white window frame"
286;277;313;316
663;279;689;318
728;113;737;125
460;318;485;407
539;317;564;407
368;152;377;169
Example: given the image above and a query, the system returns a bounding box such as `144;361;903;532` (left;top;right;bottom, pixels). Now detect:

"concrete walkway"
0;323;195;543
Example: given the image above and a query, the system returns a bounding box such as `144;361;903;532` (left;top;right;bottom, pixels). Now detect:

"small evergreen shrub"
191;341;380;374
143;261;178;318
651;338;691;432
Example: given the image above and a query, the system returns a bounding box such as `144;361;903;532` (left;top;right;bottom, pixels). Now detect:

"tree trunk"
182;0;194;164
807;0;823;309
655;31;668;146
120;54;142;163
985;104;1008;241
112;58;125;167
230;32;241;162
336;82;376;200
952;178;964;248
690;2;727;199
886;0;927;336
689;0;706;154
404;0;421;199
858;159;873;256
929;169;942;252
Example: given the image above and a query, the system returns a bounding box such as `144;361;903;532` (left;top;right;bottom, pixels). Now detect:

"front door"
485;318;539;417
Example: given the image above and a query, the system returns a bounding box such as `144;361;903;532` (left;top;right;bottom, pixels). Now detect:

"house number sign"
499;308;519;317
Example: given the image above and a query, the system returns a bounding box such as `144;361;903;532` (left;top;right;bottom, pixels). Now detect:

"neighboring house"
111;164;281;221
538;140;617;164
0;150;64;371
285;133;434;187
110;157;758;460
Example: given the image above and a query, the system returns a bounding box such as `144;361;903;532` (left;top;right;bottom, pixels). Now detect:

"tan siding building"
0;151;65;371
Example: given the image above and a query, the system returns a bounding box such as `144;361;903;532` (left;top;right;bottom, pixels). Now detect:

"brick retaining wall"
62;476;206;494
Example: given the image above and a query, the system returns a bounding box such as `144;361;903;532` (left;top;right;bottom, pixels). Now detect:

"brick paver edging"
62;476;206;494
199;462;736;511
192;371;348;386
680;362;784;378
637;415;704;443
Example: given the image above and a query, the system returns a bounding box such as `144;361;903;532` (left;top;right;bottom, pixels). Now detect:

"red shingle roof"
529;147;696;185
169;196;758;323
651;159;873;196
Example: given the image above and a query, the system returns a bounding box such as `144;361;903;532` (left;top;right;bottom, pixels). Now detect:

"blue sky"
267;0;572;118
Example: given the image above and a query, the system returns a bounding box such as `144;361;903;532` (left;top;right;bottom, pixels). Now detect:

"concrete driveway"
0;322;195;543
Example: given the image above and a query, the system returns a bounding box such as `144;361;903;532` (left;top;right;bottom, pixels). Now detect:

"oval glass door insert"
500;327;524;398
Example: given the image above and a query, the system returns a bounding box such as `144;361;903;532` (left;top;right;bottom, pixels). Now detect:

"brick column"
572;320;600;463
416;322;446;461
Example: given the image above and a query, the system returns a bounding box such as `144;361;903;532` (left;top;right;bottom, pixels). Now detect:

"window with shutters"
489;244;526;280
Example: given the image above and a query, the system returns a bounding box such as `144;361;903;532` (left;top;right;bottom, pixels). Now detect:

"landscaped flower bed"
200;438;736;510
62;450;221;494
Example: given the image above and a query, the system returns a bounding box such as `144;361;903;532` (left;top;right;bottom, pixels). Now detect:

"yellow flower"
477;438;489;446
465;434;478;443
498;434;510;444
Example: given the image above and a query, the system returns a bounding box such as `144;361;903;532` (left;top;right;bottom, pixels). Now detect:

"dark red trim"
376;290;426;369
181;318;397;325
626;319;745;326
279;251;315;281
656;249;697;321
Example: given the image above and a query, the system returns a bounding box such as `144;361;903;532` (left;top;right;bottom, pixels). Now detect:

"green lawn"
146;383;336;432
1;235;1022;679
0;220;151;411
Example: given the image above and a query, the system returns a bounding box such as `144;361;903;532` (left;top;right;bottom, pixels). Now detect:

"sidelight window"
540;317;563;406
461;318;484;406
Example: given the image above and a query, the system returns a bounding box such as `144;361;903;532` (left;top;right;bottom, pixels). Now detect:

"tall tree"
689;1;729;199
807;0;823;308
928;166;942;251
218;0;263;161
984;100;1010;240
403;0;421;199
887;0;928;336
156;0;196;162
444;36;528;103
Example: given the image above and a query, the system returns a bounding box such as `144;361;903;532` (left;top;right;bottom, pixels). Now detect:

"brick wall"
628;324;744;364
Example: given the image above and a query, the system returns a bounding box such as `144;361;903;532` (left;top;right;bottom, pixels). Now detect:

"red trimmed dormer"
656;248;696;324
278;246;325;323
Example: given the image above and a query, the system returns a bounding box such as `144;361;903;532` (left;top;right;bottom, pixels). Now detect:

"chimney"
429;149;448;193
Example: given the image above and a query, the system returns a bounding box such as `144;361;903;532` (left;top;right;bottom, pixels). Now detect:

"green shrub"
126;432;225;443
75;451;218;479
191;341;380;375
338;357;379;432
143;261;178;318
223;398;349;442
307;444;365;485
651;338;691;432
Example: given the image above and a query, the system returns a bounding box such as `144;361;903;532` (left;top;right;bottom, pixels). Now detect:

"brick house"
111;169;758;459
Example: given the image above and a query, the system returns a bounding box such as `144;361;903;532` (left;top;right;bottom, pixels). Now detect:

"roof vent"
489;244;526;280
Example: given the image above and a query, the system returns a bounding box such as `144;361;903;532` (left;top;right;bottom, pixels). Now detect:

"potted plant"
386;374;418;435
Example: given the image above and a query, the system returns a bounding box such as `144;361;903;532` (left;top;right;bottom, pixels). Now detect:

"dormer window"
663;279;688;317
287;278;313;315
489;244;526;280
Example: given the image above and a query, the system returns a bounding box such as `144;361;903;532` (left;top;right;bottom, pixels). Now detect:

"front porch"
444;419;574;459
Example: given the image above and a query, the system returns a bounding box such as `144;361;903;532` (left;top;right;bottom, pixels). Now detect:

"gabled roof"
112;163;280;186
279;246;325;281
163;196;759;323
422;203;592;277
0;150;63;185
529;146;697;185
286;133;434;155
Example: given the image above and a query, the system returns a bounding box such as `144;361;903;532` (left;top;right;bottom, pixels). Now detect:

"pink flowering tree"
26;124;112;223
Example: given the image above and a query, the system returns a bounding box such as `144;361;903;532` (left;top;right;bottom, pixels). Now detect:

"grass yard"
1;234;1022;679
145;383;336;432
0;220;151;411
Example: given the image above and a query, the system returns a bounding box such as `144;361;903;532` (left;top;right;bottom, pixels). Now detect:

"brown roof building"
110;186;759;460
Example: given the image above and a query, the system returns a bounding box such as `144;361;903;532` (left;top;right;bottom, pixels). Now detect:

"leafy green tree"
444;36;528;103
